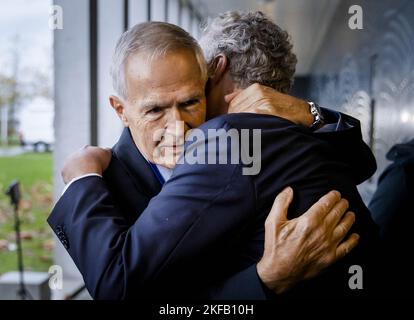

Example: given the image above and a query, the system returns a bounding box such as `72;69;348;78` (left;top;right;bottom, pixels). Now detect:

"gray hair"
199;11;297;93
111;21;208;100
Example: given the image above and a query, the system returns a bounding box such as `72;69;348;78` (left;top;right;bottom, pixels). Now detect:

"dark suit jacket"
48;111;379;299
369;139;414;296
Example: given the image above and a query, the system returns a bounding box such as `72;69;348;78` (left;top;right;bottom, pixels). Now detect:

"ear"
109;95;129;127
209;54;228;84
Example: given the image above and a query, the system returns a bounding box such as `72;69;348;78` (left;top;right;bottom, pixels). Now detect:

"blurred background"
0;0;412;299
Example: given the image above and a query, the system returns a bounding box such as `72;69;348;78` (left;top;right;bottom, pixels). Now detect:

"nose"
167;107;190;131
164;107;189;145
170;106;184;122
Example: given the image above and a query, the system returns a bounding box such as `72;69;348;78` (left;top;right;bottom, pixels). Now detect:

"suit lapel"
112;128;162;198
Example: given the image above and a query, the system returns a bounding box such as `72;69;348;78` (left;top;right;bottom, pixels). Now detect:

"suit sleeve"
314;108;377;184
206;264;274;300
48;122;264;300
368;162;410;238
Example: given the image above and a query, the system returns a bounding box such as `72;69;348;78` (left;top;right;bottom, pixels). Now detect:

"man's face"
112;49;207;168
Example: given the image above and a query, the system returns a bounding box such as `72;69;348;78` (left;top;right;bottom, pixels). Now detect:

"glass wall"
127;0;203;37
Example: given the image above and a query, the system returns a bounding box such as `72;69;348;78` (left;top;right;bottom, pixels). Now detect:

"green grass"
0;135;21;147
0;152;53;275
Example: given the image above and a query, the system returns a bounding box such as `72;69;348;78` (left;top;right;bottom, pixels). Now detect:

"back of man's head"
199;11;297;93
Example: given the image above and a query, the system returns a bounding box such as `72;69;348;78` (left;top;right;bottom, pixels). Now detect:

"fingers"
61;146;111;183
266;187;294;228
227;90;250;113
332;211;355;242
224;90;241;104
228;83;279;114
228;84;262;112
324;198;349;230
335;233;360;261
302;190;342;220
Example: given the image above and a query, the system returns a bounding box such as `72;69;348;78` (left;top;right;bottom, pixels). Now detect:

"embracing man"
49;11;380;299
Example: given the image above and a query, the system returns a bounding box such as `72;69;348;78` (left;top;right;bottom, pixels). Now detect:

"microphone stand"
5;180;31;300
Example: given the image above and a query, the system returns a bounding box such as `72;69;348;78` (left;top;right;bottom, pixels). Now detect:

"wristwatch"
308;101;324;130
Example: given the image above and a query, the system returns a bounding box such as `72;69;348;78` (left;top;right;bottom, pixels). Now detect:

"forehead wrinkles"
125;51;205;106
128;49;202;82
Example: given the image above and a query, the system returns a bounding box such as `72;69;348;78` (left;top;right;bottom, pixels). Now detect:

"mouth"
158;144;184;157
159;143;184;149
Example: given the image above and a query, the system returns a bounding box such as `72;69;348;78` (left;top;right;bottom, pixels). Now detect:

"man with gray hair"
200;11;298;119
49;13;379;299
199;11;370;181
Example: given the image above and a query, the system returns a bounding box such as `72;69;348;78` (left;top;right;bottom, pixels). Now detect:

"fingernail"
284;186;293;195
332;190;341;198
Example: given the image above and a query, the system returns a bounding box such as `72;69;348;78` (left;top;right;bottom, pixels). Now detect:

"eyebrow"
141;101;169;111
141;93;203;111
177;94;202;106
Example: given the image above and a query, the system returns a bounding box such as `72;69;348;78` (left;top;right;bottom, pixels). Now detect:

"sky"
0;0;53;78
0;0;53;139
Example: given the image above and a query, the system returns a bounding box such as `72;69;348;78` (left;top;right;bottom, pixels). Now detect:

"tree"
0;40;52;145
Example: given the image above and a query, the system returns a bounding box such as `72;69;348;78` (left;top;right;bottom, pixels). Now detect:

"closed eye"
147;106;163;114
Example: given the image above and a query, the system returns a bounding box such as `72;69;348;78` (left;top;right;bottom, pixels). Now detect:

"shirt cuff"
316;107;351;132
61;173;102;195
